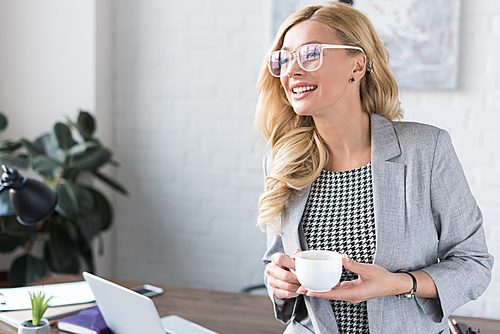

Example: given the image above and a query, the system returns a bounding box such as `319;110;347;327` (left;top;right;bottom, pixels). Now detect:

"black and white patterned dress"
301;162;376;334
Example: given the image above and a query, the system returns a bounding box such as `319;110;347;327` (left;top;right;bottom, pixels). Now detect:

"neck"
314;109;371;172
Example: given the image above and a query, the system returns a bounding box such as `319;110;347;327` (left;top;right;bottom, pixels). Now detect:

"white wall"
0;0;96;138
0;0;115;277
0;0;499;320
401;0;500;318
112;0;500;319
112;0;272;291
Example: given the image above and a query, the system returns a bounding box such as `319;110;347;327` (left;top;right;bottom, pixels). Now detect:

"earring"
350;78;355;83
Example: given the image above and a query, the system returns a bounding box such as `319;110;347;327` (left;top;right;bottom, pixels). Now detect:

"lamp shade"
0;165;58;226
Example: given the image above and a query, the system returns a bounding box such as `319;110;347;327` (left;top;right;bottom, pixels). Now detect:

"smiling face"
280;20;364;119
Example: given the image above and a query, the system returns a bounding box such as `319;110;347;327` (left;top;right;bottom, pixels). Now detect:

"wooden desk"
0;273;287;334
1;274;498;333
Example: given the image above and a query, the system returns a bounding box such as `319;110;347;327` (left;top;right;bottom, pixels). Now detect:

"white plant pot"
18;319;50;334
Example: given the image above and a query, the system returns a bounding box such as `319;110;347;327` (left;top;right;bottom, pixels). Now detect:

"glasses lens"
298;44;321;71
268;51;288;77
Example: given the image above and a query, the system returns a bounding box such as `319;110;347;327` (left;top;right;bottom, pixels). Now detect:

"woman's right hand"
266;250;302;300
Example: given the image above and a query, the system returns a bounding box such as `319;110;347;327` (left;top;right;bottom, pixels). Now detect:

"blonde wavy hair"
256;2;403;233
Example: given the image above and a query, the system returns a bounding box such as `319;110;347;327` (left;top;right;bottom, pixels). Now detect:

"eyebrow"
281;41;322;51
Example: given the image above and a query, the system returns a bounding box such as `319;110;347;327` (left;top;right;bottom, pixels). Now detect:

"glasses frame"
266;43;365;78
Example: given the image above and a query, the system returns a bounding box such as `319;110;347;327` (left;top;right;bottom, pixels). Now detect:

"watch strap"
396;270;417;299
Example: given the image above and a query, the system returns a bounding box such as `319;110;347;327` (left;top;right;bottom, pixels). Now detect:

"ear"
351;53;367;82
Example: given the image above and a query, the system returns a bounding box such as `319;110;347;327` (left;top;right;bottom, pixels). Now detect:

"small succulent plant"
29;291;53;326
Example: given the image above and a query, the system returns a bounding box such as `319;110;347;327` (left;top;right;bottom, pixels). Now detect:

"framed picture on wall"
272;0;461;90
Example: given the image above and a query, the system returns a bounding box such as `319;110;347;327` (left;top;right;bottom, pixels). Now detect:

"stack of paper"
0;281;95;328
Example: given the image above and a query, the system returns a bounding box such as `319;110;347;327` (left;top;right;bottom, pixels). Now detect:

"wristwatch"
396;270;417;299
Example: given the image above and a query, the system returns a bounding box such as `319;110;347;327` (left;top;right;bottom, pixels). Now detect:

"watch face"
397;290;416;299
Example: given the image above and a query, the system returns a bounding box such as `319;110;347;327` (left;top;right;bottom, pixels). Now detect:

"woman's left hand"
297;254;400;304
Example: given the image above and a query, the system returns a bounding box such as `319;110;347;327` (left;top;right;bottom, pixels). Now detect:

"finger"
342;253;365;276
268;276;301;298
305;284;362;303
292;248;302;256
267;262;300;284
268;275;300;291
296;285;307;294
338;280;357;288
272;287;300;300
271;252;296;271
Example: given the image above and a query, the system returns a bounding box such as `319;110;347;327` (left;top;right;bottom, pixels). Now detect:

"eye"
279;57;289;66
270;51;289;67
278;51;290;66
300;45;321;62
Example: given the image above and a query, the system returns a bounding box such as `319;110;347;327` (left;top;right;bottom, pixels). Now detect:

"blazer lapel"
281;114;407;263
281;184;311;255
368;114;405;334
370;114;406;268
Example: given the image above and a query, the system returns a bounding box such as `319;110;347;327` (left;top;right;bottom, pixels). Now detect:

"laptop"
82;272;217;334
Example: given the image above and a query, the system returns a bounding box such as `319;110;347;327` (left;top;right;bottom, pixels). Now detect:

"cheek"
280;78;291;97
280;77;288;90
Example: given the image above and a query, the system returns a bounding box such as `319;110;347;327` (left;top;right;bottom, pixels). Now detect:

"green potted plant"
18;291;53;334
0;110;128;287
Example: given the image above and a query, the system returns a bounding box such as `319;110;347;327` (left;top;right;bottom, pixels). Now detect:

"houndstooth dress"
301;162;376;334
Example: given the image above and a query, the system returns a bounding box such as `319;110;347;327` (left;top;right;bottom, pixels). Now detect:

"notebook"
82;272;217;334
57;306;110;334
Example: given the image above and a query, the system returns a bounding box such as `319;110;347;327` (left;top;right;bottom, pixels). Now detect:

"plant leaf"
0;233;23;252
0;112;7;132
107;159;120;168
28;291;53;325
31;154;62;177
34;133;65;162
68;148;112;170
0;151;28;169
0;140;22;152
76;212;101;244
68;141;101;156
87;187;113;231
0;189;16;216
54;122;77;150
92;170;129;195
75;229;95;273
44;221;80;273
55;181;95;219
76;186;112;243
77;111;95;139
20;138;43;156
0;215;37;237
9;254;48;287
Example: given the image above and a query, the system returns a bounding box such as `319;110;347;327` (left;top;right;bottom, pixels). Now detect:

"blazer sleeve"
262;228;304;324
260;151;303;324
418;129;493;322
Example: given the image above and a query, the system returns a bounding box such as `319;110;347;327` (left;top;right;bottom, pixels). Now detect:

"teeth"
292;86;317;94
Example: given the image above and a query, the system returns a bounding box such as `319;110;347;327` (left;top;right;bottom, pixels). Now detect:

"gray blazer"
262;114;493;334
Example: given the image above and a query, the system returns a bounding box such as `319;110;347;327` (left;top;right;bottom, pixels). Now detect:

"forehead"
282;20;339;50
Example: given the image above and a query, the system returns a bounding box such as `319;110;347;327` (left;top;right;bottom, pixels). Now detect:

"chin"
291;104;315;117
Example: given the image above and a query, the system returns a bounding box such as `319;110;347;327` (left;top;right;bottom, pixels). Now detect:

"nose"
284;51;304;77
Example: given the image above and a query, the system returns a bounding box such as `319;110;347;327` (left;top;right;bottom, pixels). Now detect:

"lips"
289;83;318;100
292;85;317;94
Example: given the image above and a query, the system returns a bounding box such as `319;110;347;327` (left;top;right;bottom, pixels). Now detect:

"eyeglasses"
266;43;365;77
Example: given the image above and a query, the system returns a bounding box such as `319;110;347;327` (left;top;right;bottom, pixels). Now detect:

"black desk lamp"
0;165;58;226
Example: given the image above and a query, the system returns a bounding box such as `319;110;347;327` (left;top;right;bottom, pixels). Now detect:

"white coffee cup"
292;250;342;292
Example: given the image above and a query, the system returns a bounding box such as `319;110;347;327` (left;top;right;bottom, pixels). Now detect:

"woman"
256;2;493;333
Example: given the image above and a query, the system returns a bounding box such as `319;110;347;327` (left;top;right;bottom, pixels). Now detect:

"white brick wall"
113;0;271;292
0;0;100;271
401;0;500;318
112;0;500;319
